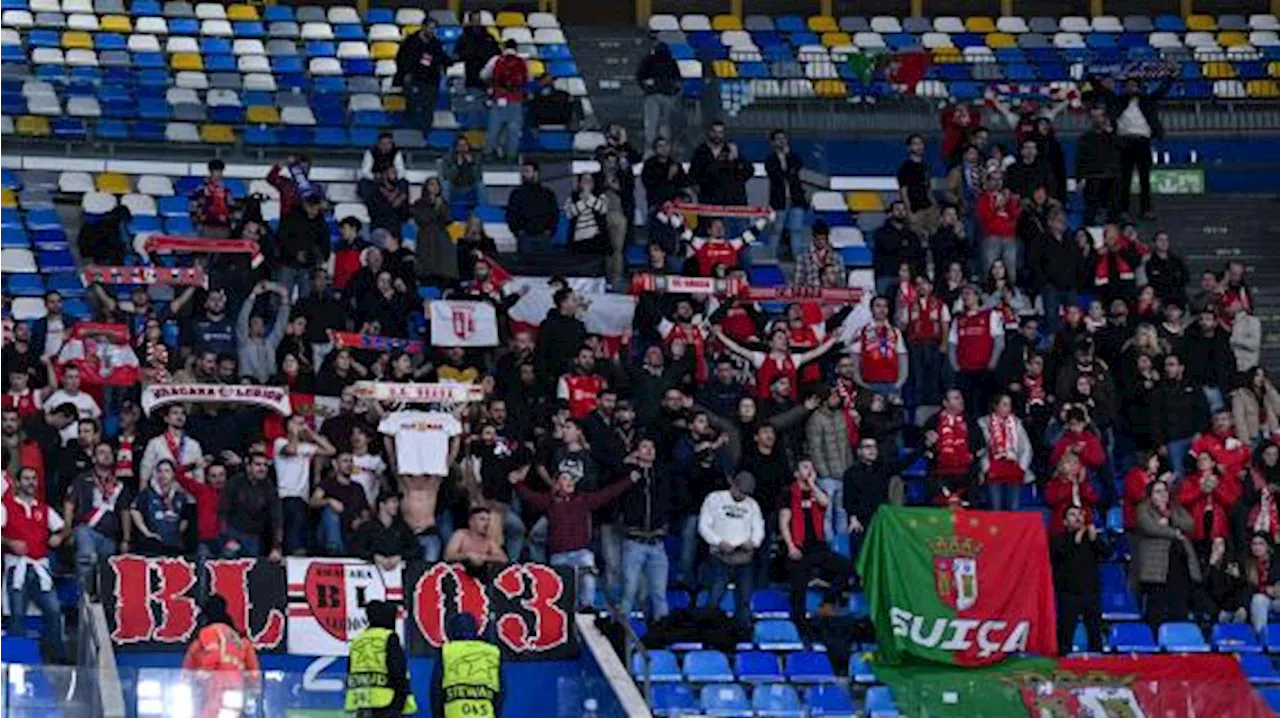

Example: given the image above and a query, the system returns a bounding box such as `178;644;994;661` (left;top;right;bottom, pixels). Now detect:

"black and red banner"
98;557;578;660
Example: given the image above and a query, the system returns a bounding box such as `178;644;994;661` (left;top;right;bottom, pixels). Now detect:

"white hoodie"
698;489;765;552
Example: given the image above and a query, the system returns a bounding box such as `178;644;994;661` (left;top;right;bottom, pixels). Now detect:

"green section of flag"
857;507;958;665
1132;168;1205;195
871;656;1057;717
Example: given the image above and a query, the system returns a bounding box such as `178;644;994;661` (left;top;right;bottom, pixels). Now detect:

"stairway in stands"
1156;193;1280;371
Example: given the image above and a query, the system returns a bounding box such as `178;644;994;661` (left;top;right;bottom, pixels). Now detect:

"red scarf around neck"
788;482;825;548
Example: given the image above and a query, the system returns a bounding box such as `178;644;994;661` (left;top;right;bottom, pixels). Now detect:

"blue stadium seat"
651;683;697;716
163;216;195;235
751;588;789;617
1159;622;1209;652
6;274;46;296
752;683;804;716
734;651;781;683
865;685;897;714
847;592;868;619
1101;591;1141;621
1213;623;1263;653
754;620;804;650
25;210;60;230
632;649;681;682
157;195;188;217
849;653;876;683
749;265;786;287
699;684;750;715
47;272;85;298
805;684;857;716
786;651;836;683
684;650;734;682
63;298;92;321
1;228;31;250
1240;654;1280;684
1108;623;1158;653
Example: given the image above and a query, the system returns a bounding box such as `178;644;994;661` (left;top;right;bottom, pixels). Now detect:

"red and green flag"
871;654;1273;717
857;507;1058;665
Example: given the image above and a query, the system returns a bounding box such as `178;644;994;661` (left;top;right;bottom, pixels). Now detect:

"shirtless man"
400;474;445;562
443;506;508;572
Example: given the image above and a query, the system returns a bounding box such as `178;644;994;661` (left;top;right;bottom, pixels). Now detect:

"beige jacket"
1232;382;1280;443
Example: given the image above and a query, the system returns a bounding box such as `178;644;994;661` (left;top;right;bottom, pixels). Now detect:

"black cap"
812;219;830;236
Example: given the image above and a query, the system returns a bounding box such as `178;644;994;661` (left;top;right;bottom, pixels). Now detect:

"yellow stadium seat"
200;124;236;144
245;106;280;124
966;16;997;33
1218;31;1248;47
100;15;131;32
383;94;406;112
495;11;525;28
1269;61;1280;78
813;79;846;97
16;116;50;137
1203;61;1236;79
1247;79;1280;98
371;42;399;60
463;129;486;149
447;222;465;242
808;16;838;33
846;191;884;212
0;189;16;208
1186;14;1216;31
932;47;963;63
61;31;92;49
821;32;852;47
526;59;545;77
986;33;1016;49
711;15;742;31
713;60;738;78
171;53;203;71
95;172;131;194
226;4;259;21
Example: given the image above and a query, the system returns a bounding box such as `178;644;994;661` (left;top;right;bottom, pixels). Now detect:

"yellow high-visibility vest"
440;640;501;718
344;627;418;714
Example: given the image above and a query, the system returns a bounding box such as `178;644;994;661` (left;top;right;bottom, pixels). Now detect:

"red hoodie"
1122;467;1157;530
1177;470;1241;541
1190;430;1251;481
1045;471;1100;534
1050;429;1107;473
175;472;223;542
976;189;1022;238
489;52;528;104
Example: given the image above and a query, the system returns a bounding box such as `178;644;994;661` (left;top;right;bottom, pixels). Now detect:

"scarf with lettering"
1093;240;1137;287
989;414;1019;461
835;377;860;446
896;280;918;311
163;430;189;483
788;482;826;548
1024;373;1046;406
115;433;136;481
86;474;122;529
1251;468;1280;542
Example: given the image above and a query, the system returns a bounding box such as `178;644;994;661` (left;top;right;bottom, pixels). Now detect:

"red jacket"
1177;470;1241;541
1050;429;1107;473
1190;431;1252;481
975;190;1022;238
489;52;528;104
1122;467;1157;530
175;472;223;542
1045;473;1099;534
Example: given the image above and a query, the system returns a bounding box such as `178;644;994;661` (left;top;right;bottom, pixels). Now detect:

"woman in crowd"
1133;479;1200;628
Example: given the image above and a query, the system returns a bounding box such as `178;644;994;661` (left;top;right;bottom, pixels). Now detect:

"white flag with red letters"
428;300;499;347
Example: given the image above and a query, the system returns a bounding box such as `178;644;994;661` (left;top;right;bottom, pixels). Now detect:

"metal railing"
603;601;655;707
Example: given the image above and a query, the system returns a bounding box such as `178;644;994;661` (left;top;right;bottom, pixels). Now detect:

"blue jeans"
417;532;442;563
318;507;346;554
679;515;699;586
621;538;669;619
502;501;527;563
766;207;807;260
1166;437;1194;479
486;102;523;160
527;516;548;565
74;525;117;596
987;482;1021;511
6;567;65;660
220;529;262;558
706;556;754;628
600;521;625;602
551;549;597;609
818;477;846;545
441;180;481;209
1204;386;1225;414
1040;287;1078;339
282;497;309;555
278;265;312;302
981;236;1019;286
518;232;552;254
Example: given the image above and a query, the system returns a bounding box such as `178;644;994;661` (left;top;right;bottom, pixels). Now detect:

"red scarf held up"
835;378;860;447
788;482;825;548
1023;373;1046;406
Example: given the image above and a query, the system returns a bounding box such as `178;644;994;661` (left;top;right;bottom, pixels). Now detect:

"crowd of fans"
1;32;1274;668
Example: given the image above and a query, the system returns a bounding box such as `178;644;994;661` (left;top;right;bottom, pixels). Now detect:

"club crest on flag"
451;304;476;340
931;535;982;611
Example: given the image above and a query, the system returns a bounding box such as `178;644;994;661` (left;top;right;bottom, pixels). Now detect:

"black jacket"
872;220;925;279
350;516;421;561
641;156;692;210
505;181;560;238
842;449;924;527
1150;378;1210;444
765;150;806;211
1074;128;1121;180
1144;252;1190;305
738;445;792;517
689;143;753;206
455;25;500;91
277;210;331;268
394;31;449;87
636;43;681;96
1050;529;1108;596
617;462;677;534
1091;79;1173;140
1028;231;1088;292
218;472;283;549
533;311;587;383
1182;328;1237;390
1004;158;1056;200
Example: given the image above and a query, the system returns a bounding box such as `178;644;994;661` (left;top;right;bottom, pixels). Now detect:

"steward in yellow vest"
429;613;504;718
345;600;418;716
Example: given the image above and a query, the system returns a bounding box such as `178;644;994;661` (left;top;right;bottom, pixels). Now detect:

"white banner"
140;383;292;416
286;557;404;656
428;300;499;347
